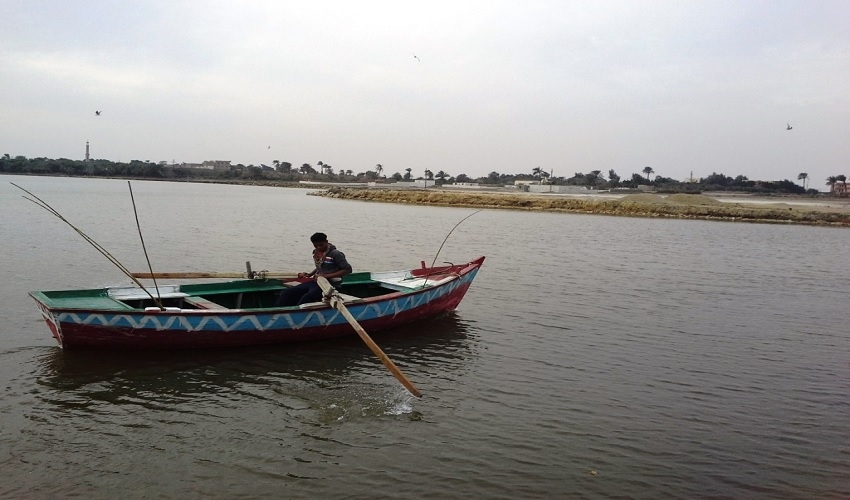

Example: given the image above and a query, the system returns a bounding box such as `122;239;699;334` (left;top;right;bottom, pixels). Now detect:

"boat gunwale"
30;257;485;315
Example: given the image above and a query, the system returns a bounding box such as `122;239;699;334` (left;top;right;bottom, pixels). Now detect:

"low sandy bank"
311;188;850;227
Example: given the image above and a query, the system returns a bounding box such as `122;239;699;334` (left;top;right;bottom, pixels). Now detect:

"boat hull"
31;258;483;350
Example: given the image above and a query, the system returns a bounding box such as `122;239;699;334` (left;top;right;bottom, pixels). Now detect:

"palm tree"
424;169;433;180
404;168;412;180
435;170;449;184
797;172;808;190
826;176;837;193
532;166;542;178
642;166;654;183
375;164;383;177
318;161;332;175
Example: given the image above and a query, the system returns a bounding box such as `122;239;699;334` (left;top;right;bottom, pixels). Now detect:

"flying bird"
411;53;420;62
786;123;793;130
95;110;101;116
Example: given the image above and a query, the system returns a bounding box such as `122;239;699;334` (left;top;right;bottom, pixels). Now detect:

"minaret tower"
85;141;90;162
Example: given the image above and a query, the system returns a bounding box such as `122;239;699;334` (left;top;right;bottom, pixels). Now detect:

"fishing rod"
11;182;165;309
421;209;482;286
127;181;162;305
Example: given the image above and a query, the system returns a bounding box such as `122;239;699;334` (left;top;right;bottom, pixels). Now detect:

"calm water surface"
1;175;848;498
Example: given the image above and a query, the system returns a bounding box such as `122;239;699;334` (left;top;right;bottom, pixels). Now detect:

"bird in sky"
411;53;420;62
95;110;101;116
786;123;793;130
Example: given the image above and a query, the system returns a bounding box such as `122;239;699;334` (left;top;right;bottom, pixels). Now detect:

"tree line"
2;154;846;196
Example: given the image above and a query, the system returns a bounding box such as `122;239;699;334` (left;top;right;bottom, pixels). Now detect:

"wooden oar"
131;272;299;279
317;276;422;398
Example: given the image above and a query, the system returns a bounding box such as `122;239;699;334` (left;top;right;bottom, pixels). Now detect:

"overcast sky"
3;1;848;188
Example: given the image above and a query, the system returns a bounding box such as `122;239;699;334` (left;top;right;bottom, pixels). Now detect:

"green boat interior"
30;272;409;311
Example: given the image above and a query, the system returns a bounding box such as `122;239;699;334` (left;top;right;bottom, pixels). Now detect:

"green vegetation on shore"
314;188;850;227
3;154;848;197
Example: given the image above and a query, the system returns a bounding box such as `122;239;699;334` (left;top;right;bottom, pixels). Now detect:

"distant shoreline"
5;172;848;226
310;187;850;227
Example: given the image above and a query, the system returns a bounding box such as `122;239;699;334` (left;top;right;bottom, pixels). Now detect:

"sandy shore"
311;188;850;227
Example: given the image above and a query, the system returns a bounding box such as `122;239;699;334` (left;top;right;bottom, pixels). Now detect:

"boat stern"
29;292;64;347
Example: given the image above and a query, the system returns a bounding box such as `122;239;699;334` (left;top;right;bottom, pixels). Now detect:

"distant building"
177;160;232;170
203;160;231;171
443;182;482;189
528;185;590;194
395;180;435;188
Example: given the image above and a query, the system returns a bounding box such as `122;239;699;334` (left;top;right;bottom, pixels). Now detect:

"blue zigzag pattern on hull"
56;270;478;333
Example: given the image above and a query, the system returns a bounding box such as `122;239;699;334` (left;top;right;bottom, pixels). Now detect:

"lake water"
1;174;848;498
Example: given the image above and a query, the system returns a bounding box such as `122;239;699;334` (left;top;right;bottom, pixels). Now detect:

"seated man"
275;232;352;307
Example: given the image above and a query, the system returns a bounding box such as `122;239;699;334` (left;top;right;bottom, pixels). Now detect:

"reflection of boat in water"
29;257;484;350
35;312;478;396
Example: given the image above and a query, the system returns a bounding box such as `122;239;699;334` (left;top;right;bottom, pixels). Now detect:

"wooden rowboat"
30;257;485;350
